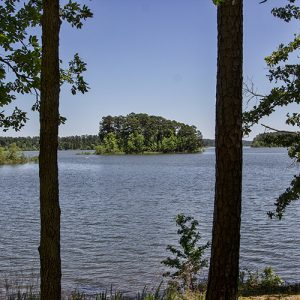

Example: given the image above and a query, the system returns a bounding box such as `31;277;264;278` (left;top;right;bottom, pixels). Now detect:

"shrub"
239;266;284;295
0;143;36;165
161;214;210;291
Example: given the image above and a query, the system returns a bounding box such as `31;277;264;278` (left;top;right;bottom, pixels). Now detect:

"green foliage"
98;113;203;154
61;1;93;29
161;134;177;153
260;267;284;289
271;0;300;22
239;267;284;296
161;214;210;291
243;0;300;218
176;125;203;153
251;132;298;148
0;143;37;165
212;0;225;5
95;133;121;154
0;0;92;131
126;132;145;154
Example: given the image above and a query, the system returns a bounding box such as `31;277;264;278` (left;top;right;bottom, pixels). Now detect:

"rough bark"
39;0;61;299
206;1;243;299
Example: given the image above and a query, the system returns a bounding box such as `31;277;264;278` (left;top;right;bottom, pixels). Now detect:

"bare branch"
261;123;299;134
243;81;266;98
243;80;266;109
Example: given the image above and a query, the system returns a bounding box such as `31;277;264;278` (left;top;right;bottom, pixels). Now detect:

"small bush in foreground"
239;267;288;296
161;214;210;292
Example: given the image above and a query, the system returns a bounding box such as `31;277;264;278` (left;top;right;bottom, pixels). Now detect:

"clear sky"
2;0;298;139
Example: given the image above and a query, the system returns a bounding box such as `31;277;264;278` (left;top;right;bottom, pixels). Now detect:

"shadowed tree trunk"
39;0;61;299
206;0;243;299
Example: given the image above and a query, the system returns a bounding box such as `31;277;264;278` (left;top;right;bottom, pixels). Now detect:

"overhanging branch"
0;56;40;100
261;123;299;134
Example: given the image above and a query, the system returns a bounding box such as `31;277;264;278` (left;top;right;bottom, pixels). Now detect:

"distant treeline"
0;135;100;151
203;139;215;147
252;132;299;147
96;113;203;154
0;135;254;151
203;139;252;147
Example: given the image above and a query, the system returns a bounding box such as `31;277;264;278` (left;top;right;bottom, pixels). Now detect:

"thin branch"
243;81;266;99
0;56;40;100
243;80;266;110
261;123;299;134
0;57;31;81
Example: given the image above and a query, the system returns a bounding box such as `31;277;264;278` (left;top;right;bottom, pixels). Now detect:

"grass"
1;271;39;300
1;282;299;300
239;284;300;297
1;267;299;300
240;296;300;300
2;291;299;300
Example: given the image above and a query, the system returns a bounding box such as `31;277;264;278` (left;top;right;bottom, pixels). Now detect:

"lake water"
0;148;299;294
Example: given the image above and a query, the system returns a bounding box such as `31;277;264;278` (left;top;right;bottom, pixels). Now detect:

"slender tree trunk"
206;1;243;299
39;0;61;299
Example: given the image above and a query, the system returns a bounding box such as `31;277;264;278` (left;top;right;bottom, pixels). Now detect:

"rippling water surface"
0;148;299;293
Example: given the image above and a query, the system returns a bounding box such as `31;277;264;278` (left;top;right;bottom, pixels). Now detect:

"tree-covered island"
251;132;299;148
95;113;204;154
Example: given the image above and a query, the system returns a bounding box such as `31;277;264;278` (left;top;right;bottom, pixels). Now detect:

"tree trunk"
39;0;61;299
206;1;243;299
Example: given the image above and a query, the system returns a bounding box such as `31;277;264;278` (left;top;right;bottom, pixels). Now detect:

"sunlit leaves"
212;0;225;5
265;35;300;66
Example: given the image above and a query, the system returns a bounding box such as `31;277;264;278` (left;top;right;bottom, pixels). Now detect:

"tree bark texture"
206;1;243;299
39;0;61;299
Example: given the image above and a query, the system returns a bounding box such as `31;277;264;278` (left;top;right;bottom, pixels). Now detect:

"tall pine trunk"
39;0;61;299
206;0;243;299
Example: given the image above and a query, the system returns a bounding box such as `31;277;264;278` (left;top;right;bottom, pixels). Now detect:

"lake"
0;147;299;294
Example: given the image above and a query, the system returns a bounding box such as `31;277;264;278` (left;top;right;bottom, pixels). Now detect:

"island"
251;132;297;147
95;113;203;154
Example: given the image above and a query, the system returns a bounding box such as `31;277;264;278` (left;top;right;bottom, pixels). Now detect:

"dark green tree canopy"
0;0;92;131
252;132;299;148
98;113;203;154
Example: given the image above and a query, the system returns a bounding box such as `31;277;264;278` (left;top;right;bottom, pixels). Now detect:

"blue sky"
2;0;298;139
